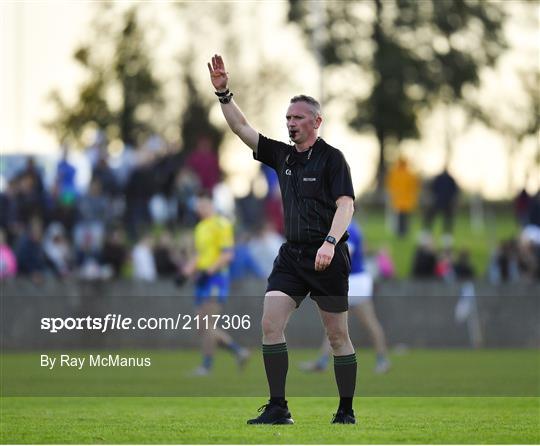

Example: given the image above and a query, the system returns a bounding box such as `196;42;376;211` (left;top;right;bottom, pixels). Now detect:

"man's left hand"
315;242;335;271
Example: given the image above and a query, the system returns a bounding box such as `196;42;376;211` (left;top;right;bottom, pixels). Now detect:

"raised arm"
208;54;259;152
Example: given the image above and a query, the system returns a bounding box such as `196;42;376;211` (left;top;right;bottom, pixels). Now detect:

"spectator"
0;179;18;245
101;227;128;278
92;154;118;198
453;249;475;281
385;157;419;237
518;228;540;280
488;239;519;284
43;222;73;278
151;143;183;199
17;156;45;195
74;179;108;257
435;248;455;283
54;146;78;206
185;136;221;192
132;233;157;281
50;147;78;235
124;152;155;241
153;230;178;277
514;188;531;227
528;192;540;227
14;173;48;226
423;168;459;242
375;247;395;280
76;232;111;281
15;218;47;282
264;186;285;235
173;167;201;228
0;229;17;279
236;187;265;232
411;234;437;278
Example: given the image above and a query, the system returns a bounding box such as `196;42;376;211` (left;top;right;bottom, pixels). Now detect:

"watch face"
326;236;336;245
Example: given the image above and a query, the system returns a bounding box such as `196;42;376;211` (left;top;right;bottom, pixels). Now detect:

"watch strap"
325;235;337;245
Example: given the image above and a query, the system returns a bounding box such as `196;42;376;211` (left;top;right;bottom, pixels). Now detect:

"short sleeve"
327;149;355;201
253;134;289;170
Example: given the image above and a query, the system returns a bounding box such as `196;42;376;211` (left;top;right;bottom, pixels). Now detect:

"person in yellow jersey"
182;191;250;376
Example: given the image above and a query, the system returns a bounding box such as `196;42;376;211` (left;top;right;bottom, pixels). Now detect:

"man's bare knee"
327;329;349;351
261;291;295;343
261;315;284;340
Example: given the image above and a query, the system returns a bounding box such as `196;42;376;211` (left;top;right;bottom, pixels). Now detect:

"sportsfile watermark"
40;314;252;333
2;293;538;397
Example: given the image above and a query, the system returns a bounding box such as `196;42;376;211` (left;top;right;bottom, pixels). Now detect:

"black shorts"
266;242;351;313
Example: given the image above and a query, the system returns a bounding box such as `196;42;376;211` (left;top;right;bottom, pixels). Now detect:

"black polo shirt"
254;134;355;245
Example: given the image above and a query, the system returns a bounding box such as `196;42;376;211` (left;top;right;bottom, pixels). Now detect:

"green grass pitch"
1;348;539;443
1;396;538;444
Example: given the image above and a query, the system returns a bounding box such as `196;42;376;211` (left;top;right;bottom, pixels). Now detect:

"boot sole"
247;418;294;425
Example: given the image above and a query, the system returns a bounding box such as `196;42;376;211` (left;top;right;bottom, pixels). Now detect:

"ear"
314;115;322;129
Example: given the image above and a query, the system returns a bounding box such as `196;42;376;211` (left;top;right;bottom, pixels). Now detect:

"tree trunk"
376;126;386;197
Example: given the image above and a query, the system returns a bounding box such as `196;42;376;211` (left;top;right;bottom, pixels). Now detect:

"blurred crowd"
0;134;285;285
1;142;539;285
385;156;540;283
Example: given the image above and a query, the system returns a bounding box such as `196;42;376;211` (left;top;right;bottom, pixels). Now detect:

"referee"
208;54;356;425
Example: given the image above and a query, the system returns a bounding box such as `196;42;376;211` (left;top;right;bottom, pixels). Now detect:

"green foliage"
288;0;507;189
180;65;224;155
44;6;162;148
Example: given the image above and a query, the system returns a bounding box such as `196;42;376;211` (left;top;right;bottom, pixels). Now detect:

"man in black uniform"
208;54;356;425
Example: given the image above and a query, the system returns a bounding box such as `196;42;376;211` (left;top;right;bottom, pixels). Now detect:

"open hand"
207;54;229;91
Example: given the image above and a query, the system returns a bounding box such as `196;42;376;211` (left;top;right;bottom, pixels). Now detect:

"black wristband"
325;235;337;245
215;89;230;97
218;92;234;104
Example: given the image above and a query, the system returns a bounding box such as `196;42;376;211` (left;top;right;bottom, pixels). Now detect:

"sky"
1;1;538;200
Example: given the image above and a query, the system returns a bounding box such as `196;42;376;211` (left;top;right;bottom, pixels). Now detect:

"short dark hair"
290;95;321;118
196;190;213;201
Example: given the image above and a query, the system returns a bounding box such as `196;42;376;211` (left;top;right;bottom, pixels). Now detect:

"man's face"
286;101;321;145
195;197;213;219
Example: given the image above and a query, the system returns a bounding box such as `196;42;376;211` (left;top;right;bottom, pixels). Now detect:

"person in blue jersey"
300;219;391;374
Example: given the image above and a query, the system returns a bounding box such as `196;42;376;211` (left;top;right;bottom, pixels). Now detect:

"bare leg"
350;301;388;357
261;291;296;344
318;309;354;356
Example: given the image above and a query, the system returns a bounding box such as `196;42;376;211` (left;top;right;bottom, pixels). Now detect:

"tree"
288;0;507;192
174;2;293;130
179;64;224;154
45;5;163;148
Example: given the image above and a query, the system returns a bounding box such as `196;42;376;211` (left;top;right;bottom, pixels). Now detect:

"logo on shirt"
303;177;316;182
285;169;292;176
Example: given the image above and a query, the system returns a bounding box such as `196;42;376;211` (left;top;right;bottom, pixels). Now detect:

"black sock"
334;353;357;412
262;343;288;403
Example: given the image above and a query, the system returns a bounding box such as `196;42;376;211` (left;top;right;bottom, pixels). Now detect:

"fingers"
210;54;225;71
315;253;332;271
215;54;224;70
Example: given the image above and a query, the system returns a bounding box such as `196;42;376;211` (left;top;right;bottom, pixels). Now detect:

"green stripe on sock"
334;354;357;365
263;349;288;355
335;360;357;366
262;343;287;354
